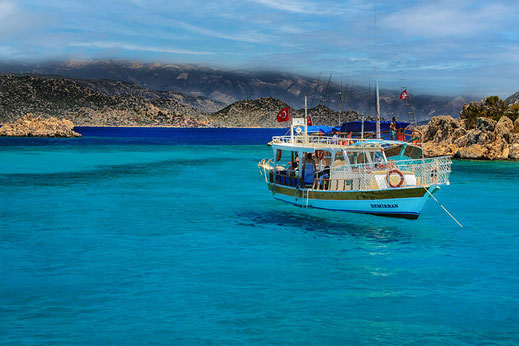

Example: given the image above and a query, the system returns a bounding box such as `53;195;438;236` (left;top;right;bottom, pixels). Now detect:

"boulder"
423;142;459;158
514;117;519;133
476;117;496;132
422;115;463;143
486;137;509;160
494;116;513;143
459;144;486;159
509;144;519;159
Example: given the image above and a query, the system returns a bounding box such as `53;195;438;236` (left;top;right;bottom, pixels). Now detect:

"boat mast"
374;0;381;139
304;95;308;143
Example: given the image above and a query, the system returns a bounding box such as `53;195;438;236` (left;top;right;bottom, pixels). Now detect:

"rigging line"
423;187;463;228
310;72;321;109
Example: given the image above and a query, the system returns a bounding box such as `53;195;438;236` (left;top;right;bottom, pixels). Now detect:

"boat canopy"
340;121;409;133
293;125;341;134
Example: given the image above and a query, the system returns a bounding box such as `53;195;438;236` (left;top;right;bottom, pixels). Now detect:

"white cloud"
382;1;509;38
0;1;16;19
172;20;271;44
69;41;213;55
248;0;368;16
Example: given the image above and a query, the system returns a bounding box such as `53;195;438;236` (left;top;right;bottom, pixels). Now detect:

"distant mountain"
0;74;207;126
505;91;519;105
74;78;226;113
0;59;477;122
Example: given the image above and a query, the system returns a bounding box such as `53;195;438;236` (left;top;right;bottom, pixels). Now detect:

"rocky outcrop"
421;115;519;160
0;114;81;137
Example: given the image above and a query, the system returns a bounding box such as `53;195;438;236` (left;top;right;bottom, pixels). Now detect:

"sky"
1;0;518;97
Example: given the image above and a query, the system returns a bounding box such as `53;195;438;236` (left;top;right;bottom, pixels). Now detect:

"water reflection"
236;209;412;243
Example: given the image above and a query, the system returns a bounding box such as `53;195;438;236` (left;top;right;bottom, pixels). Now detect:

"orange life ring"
276;149;282;161
315;150;325;160
386;169;405;188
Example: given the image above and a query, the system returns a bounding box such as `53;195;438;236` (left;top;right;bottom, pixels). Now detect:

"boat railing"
271;135;365;146
259;156;452;191
271;131;422;147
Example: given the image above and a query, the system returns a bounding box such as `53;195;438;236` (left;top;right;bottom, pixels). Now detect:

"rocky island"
0;114;81;137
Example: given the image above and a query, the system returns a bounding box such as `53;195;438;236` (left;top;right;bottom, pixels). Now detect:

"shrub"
460;96;517;128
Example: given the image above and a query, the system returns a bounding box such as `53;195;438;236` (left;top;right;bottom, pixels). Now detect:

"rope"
423;187;463;228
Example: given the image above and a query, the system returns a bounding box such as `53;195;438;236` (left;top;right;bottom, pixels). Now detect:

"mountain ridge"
0;59;477;122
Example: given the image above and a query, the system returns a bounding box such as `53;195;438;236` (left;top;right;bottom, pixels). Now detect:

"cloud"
172;20;271;44
69;41;213;55
382;1;509;38
248;0;368;16
0;1;16;19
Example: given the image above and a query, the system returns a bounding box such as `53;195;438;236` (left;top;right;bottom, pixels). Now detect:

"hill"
506;91;519;105
211;98;367;128
0;74;207;127
0;59;476;122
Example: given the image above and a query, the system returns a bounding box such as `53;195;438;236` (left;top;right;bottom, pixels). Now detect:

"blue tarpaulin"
293;125;341;134
340;121;409;133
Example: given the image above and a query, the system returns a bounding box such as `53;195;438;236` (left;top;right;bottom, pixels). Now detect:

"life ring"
315;150;325;160
276;149;282;161
386;169;405;188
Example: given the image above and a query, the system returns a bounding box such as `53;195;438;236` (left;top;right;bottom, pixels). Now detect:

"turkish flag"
400;90;409;100
277;107;290;122
307;116;312;126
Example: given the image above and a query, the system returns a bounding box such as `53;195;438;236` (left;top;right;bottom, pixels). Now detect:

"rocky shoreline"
419;115;519;160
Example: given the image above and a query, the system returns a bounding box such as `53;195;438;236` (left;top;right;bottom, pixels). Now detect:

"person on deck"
390;117;397;140
303;153;316;186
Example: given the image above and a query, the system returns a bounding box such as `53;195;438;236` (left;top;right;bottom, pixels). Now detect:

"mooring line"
424;187;463;228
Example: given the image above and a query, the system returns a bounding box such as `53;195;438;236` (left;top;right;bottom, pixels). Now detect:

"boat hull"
267;184;438;219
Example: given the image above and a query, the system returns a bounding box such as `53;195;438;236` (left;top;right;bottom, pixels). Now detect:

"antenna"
374;0;381;139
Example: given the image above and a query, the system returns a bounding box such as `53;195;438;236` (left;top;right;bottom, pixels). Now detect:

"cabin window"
403;145;422;159
384;144;403;158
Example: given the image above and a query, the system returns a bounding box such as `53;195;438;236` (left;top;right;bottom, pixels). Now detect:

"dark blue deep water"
1;127;519;344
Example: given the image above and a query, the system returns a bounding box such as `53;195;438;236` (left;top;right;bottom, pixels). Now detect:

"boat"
258;99;452;219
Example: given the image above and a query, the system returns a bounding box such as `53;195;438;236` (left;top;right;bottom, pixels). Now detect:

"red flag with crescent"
277;107;290;122
400;90;409;100
307;116;312;126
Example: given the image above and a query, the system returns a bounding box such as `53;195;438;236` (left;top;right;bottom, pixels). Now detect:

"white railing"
271;135;364;146
259;156;452;191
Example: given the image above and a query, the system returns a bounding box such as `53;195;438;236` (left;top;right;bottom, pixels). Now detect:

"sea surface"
1;127;518;344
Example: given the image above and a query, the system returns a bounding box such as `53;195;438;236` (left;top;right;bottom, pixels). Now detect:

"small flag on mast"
307;116;312;126
400;90;409;100
277;107;290;122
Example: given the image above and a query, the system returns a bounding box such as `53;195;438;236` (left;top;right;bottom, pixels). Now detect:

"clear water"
1;128;519;344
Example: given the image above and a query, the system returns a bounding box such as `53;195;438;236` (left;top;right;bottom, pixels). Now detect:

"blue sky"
1;0;518;97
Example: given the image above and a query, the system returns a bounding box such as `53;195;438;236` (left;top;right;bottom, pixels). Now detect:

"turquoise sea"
1;128;519;344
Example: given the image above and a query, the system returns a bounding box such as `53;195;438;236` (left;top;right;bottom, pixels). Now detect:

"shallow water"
1;129;518;344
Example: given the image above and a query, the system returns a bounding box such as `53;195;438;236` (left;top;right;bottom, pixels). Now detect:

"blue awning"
340;121;409;133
